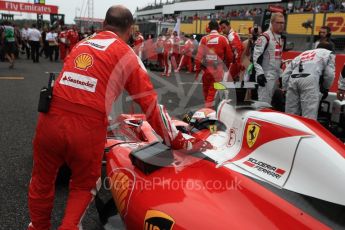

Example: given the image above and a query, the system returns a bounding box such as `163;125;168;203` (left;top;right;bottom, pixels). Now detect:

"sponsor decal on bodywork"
59;71;97;92
246;122;260;148
244;157;286;179
230;118;311;163
144;210;175;230
109;169;136;217
209;125;217;133
228;128;236;147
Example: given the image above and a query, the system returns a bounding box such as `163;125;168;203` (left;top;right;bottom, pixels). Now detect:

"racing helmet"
183;108;226;133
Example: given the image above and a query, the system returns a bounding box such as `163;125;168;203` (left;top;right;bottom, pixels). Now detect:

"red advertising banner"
268;5;285;13
0;1;58;14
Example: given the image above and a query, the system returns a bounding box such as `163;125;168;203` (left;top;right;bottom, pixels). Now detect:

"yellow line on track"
0;77;24;80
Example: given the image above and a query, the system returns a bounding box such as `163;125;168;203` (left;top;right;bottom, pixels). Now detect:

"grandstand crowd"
136;0;345;23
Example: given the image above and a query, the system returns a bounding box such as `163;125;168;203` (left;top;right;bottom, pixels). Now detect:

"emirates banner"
0;1;58;14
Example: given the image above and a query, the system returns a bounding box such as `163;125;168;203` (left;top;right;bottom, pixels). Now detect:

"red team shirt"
133;34;144;52
58;30;68;44
67;29;79;46
163;37;173;54
195;30;233;72
182;39;194;56
54;31;158;119
172;36;180;54
228;29;244;64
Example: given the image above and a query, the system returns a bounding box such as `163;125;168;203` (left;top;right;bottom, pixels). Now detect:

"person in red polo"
176;34;194;73
220;20;244;81
155;34;165;68
133;30;144;59
195;20;233;108
171;30;180;71
162;31;173;77
67;25;79;52
27;5;209;230
58;26;69;61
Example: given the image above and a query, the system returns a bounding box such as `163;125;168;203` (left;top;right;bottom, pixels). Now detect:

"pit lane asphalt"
0;56;204;229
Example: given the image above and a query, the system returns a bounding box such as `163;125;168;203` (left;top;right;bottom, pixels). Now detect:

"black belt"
291;73;310;78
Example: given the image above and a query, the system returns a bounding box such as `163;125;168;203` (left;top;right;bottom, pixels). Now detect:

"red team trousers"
202;68;224;108
28;97;107;230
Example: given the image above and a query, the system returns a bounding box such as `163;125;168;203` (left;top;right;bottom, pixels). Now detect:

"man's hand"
171;132;213;153
337;89;345;101
257;74;267;87
189;138;213;152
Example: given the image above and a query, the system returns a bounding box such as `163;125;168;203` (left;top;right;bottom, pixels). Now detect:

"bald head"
104;5;134;33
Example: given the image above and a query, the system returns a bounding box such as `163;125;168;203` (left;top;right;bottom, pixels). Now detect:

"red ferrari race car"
96;99;345;230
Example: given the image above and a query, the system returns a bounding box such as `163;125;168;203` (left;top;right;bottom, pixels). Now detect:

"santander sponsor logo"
59;71;97;93
62;76;95;88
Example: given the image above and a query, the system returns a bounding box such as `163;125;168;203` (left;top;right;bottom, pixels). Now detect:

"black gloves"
257;74;267;87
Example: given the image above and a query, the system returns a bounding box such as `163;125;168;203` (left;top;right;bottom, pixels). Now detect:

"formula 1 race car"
97;99;345;230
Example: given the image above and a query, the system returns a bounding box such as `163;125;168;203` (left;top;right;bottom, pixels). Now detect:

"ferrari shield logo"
246;122;260;148
209;125;217;133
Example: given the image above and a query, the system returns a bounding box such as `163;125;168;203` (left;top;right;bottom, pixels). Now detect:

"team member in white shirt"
28;24;42;63
21;25;31;59
46;27;59;62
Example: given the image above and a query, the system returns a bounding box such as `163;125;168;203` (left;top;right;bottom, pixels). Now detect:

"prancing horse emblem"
246;122;261;148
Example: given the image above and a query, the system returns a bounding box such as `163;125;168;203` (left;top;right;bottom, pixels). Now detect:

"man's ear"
124;27;132;42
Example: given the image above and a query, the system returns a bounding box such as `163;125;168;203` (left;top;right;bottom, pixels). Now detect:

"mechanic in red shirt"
67;25;79;52
58;26;69;61
220;20;244;81
176;34;194;73
162;31;173;77
171;30;180;71
27;6;209;230
155;34;165;68
133;30;144;59
195;20;233;108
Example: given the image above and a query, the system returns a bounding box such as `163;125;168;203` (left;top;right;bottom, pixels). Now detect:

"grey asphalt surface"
0;55;204;229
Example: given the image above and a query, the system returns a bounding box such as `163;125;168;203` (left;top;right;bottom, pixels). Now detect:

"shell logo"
74;53;93;70
110;169;135;217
